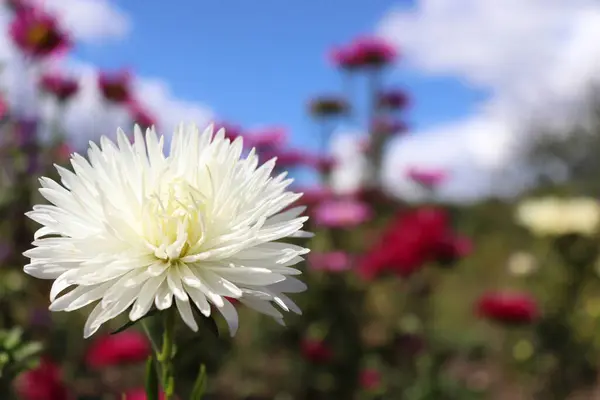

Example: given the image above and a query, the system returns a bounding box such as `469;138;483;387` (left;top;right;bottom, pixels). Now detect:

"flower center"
143;178;206;263
27;23;50;46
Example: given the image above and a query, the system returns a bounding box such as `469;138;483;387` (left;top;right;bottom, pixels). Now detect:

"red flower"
128;102;156;131
245;126;287;149
9;8;70;58
434;235;473;266
121;388;166;400
377;89;409;110
85;331;151;368
358;207;464;279
39;73;78;102
301;339;332;363
14;358;71;400
360;368;382;390
98;70;131;104
476;291;539;325
329;46;362;70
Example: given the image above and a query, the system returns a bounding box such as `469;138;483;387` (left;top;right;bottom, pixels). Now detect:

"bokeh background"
4;0;600;399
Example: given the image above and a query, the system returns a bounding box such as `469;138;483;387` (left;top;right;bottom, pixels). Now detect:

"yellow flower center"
27;23;50;46
143;178;206;263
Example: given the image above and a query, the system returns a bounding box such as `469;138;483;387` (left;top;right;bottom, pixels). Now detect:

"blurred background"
4;0;600;399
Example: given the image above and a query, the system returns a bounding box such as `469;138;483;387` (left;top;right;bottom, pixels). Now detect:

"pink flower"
245;126;287;149
39;73;78;102
128;102;156;131
309;252;352;272
0;95;8;120
329;36;397;69
377;89;409;110
406;167;448;188
14;358;71;400
360;369;382;390
121;388;166;400
313;199;373;228
9;7;70;58
98;70;131;104
312;155;336;174
85;331;151;368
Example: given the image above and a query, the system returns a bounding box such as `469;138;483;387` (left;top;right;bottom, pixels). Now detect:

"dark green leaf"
144;357;159;400
111;309;159;335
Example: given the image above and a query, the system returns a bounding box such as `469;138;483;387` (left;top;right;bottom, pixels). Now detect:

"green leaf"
13;342;42;362
111;309;160;335
144;357;160;400
190;364;207;400
4;328;22;350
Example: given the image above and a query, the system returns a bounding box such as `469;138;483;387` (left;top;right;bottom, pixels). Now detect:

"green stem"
158;309;176;400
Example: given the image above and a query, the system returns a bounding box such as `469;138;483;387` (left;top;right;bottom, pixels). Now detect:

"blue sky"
72;0;486;152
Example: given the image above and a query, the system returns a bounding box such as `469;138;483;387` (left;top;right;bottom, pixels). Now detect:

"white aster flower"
515;196;600;237
23;123;311;338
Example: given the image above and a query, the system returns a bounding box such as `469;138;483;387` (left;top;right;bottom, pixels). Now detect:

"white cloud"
0;1;212;149
372;0;600;201
35;0;131;42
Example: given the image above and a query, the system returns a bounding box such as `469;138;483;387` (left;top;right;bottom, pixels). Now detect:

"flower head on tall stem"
23;123;310;338
39;73;79;103
476;291;539;325
98;70;132;104
377;89;409;110
308;95;349;118
9;7;70;58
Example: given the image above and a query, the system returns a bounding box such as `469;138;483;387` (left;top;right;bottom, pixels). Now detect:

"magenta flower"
378;89;409;110
98;70;131;104
329;46;362;70
9;7;70;58
407;167;448;188
329;36;397;70
128;102;156;131
39;73;78;102
313;199;373;228
246;126;287;149
309;251;352;272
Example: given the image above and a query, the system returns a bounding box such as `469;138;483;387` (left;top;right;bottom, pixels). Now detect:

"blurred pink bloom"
309;251;352;272
14;358;71;400
121;388;166;400
435;235;473;266
0;95;8;120
86;331;151;369
312;155;336;174
330;36;397;69
39;73;78;102
128;102;156;131
265;149;311;169
377;89;409;110
406;167;448;188
313;199;373;228
245;125;287;149
5;0;31;13
9;7;70;58
360;368;382;390
476;291;539;325
98;70;131;104
213;120;244;142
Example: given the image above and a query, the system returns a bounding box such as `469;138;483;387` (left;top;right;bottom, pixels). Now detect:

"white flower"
23;123;311;338
515;196;600;237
